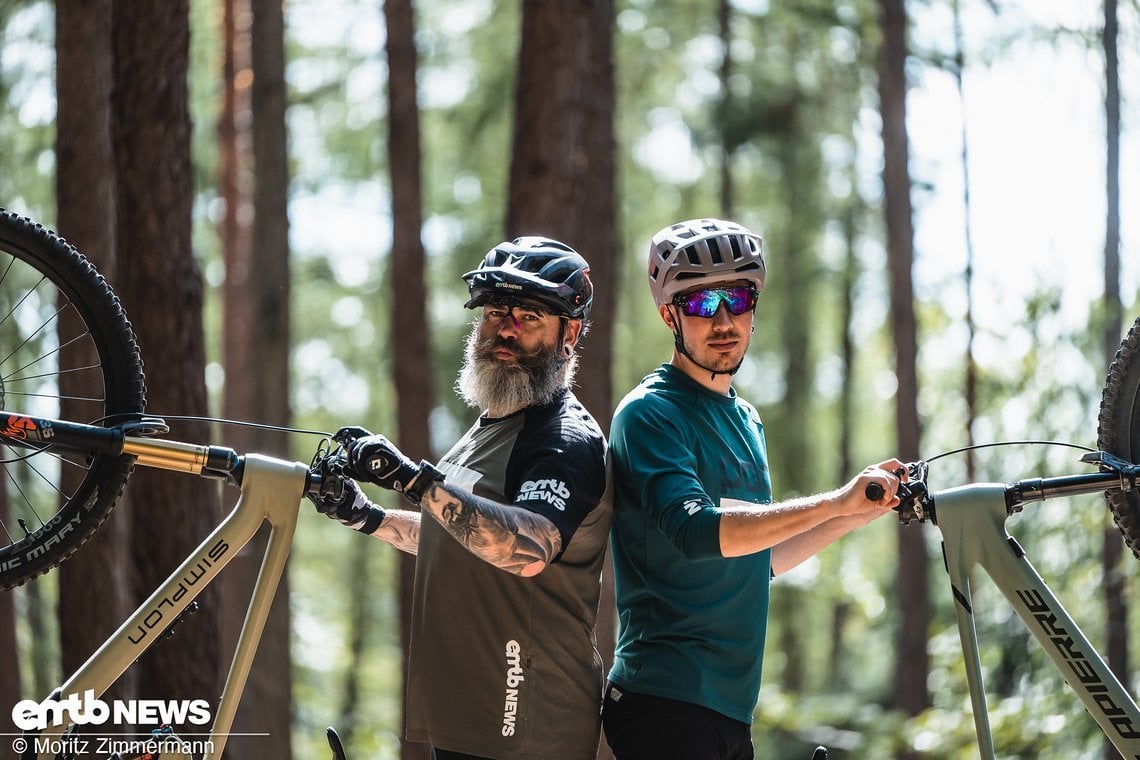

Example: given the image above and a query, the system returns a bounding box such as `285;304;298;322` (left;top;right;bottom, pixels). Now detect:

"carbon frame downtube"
935;483;1140;759
26;454;308;760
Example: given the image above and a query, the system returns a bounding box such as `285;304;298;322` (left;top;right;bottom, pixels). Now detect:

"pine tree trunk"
1102;1;1125;758
877;0;929;731
217;0;295;756
112;0;225;727
55;0;137;704
384;1;433;757
507;3;617;757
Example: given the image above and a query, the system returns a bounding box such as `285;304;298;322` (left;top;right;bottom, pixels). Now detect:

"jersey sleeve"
507;410;607;552
611;393;723;560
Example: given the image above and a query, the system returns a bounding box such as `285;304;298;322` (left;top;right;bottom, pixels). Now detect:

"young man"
311;238;609;760
602;218;905;760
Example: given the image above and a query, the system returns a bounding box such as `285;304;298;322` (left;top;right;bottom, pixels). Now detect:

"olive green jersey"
405;389;609;759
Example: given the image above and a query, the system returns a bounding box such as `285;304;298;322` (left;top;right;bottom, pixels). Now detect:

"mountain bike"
858;320;1140;757
0;208;353;759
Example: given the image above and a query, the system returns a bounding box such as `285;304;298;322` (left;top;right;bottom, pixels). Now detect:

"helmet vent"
708;241;725;265
729;236;744;261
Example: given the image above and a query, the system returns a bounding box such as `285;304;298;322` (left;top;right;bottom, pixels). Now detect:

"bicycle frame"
931;476;1140;759
24;431;310;760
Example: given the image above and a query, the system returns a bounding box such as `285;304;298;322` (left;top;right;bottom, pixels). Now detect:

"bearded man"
310;238;610;760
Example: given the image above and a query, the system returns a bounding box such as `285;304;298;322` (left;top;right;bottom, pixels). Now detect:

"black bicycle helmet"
462;237;593;319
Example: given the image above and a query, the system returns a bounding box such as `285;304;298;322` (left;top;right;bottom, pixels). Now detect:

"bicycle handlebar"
0;410;348;499
11;411;1139;527
883;453;1138;526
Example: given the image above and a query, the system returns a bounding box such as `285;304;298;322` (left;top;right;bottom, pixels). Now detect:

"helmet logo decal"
462;237;593;318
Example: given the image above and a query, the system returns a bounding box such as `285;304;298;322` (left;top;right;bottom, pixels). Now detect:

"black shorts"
601;682;754;760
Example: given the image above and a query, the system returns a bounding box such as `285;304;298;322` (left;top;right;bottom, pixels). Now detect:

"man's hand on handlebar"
308;456;386;534
855;458;909;508
332;426;445;507
860;460;930;524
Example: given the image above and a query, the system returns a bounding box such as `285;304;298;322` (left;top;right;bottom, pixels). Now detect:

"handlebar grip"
865;482;884;501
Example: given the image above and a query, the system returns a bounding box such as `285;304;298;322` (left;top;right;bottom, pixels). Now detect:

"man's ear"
563;317;583;351
659;303;676;330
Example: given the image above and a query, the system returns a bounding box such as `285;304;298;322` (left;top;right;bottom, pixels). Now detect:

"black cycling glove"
307;458;386;534
333;426;445;506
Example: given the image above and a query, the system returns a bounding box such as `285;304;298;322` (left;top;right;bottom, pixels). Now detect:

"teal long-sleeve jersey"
608;364;773;724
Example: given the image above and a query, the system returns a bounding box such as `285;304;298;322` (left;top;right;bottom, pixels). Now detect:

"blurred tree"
950;0;980;482
0;556;11;756
506;9;619;758
507;0;617;428
506;3;617;758
876;0;929;737
828;3;879;694
717;0;735;216
0;491;12;757
382;1;434;758
55;0;137;719
0;1;53;216
217;0;295;755
112;0;224;727
1101;2;1127;760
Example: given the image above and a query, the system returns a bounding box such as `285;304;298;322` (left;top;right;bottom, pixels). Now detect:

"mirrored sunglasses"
672;285;758;318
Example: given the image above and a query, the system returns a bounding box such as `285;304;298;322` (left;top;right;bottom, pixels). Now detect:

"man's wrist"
404;461;445;506
351;503;387;534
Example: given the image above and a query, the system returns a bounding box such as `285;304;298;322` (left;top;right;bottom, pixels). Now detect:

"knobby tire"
0;210;145;589
1098;313;1140;558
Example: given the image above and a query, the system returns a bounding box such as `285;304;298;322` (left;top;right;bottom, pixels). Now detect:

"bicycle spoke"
0;276;52;361
0;211;145;588
1;300;71;370
4;390;109;405
9;361;106;385
1;458;43;540
4;331;92;385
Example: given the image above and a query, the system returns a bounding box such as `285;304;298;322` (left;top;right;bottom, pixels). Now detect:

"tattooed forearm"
369;509;421;555
422;483;562;576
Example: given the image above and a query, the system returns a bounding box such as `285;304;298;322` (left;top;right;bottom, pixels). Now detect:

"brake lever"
895;461;930;525
308;438;350;499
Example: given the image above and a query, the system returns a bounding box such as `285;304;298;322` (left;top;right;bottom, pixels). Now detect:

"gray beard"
455;323;576;417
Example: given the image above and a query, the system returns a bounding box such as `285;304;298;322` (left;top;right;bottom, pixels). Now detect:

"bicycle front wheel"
1098;313;1140;558
0;210;145;589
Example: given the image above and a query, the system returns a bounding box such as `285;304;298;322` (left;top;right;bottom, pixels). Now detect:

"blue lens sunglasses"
671;285;758;318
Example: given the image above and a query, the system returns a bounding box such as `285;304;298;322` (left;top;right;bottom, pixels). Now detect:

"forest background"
1;0;1139;759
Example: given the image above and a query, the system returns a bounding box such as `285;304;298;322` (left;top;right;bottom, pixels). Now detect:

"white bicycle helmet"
647;218;766;306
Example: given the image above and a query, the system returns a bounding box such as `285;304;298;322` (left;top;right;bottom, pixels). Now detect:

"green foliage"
0;0;54;221
291;518;405;758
